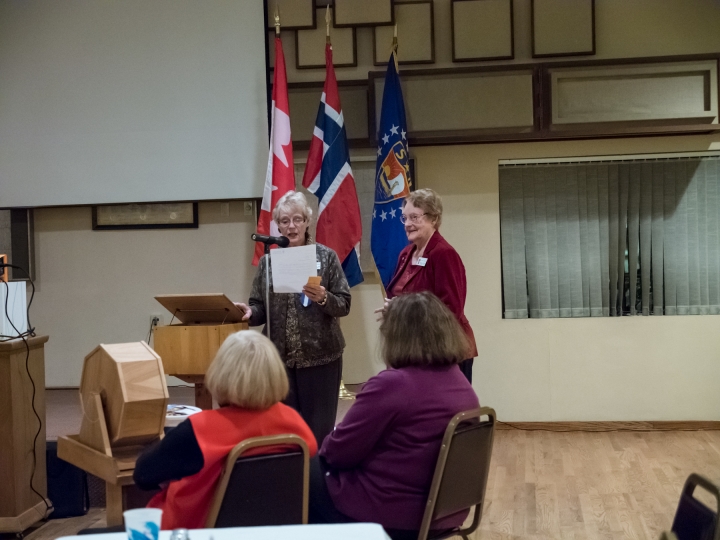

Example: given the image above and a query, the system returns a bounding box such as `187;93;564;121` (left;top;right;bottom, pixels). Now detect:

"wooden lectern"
153;294;248;410
0;335;49;533
57;342;168;526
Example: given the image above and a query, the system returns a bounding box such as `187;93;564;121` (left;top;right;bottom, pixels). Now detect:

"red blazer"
386;232;477;358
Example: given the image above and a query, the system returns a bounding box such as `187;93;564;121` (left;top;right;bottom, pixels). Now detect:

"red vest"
147;403;317;530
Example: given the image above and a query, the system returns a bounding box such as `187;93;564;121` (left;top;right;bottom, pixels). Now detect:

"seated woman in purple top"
308;292;480;540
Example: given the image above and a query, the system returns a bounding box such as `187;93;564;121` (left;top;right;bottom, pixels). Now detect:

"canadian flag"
253;35;295;265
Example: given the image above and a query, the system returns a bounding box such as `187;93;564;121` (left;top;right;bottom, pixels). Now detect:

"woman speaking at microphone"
378;188;477;383
236;191;351;444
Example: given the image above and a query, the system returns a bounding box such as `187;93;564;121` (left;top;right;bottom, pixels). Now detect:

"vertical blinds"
499;156;720;318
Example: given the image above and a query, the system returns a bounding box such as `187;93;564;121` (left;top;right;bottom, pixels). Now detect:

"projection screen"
0;0;269;207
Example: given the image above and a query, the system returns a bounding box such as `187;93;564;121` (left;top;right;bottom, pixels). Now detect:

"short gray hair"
403;188;443;229
205;330;288;409
273;191;313;223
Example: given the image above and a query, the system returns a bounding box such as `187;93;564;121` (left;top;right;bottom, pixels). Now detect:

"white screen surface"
0;0;269;207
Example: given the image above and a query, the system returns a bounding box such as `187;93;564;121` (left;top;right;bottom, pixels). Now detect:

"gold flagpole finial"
392;24;399;70
274;7;281;35
325;5;331;44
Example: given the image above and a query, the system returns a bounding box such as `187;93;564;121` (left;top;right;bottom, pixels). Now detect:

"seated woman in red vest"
309;292;479;540
134;331;317;530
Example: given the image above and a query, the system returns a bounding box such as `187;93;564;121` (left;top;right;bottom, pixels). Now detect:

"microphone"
251;233;290;247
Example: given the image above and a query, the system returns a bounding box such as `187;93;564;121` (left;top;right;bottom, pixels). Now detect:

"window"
499;154;720;318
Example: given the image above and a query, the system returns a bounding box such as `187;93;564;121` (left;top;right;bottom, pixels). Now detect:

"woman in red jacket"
380;188;477;382
134;331;317;530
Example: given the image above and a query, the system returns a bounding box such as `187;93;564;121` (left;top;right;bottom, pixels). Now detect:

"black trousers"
459;358;474;383
284;358;342;445
308;457;421;540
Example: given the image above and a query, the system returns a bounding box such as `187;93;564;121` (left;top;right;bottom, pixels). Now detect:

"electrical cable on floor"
2;263;54;518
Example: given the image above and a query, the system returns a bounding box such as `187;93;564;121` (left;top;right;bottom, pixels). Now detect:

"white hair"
272;191;313;223
205;331;288;410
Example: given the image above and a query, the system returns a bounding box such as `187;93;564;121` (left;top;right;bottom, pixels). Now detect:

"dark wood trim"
497;421;720;432
288;78;368;90
266;0;317;31
369;62;537;80
295;10;357;70
373;0;435;66
542;51;720;69
406;124;720;147
451;0;514;63
531;0;595;58
366;54;720;146
332;0;395;28
294;138;373;151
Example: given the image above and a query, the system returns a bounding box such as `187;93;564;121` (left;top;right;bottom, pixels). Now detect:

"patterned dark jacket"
248;243;351;368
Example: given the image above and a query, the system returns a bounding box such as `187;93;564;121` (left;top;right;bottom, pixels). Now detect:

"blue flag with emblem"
371;50;411;289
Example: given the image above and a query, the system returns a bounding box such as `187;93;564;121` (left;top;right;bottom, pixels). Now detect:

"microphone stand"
264;243;272;341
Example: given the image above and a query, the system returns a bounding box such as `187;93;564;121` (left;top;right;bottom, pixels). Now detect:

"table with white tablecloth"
58;523;390;540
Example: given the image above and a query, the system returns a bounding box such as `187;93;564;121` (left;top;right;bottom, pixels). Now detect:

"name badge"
416;257;428;267
317;261;321;270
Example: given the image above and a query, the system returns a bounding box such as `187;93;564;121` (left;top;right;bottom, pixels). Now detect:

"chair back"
418;407;496;540
205;434;309;528
670;473;720;540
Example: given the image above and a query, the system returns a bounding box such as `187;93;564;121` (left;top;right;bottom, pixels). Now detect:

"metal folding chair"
205;434;310;528
418;407;496;540
663;473;720;540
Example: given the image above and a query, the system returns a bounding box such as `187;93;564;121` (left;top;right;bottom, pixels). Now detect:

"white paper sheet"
270;244;317;293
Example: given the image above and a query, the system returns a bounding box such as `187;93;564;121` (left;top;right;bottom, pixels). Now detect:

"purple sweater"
320;365;480;531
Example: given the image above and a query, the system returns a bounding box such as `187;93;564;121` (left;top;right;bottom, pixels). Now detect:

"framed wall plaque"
532;0;595;58
452;0;514;62
374;1;435;66
92;202;199;230
296;8;357;69
266;0;316;30
333;0;394;28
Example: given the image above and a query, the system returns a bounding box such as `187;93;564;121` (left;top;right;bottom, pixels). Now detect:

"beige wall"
34;202;257;387
409;134;720;421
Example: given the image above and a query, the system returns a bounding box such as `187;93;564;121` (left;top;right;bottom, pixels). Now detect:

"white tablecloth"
58;523;390;540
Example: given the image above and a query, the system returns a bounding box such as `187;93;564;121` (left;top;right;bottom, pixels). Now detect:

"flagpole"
372;24;398;302
265;7;282;341
324;4;356;402
325;5;331;44
392;24;399;70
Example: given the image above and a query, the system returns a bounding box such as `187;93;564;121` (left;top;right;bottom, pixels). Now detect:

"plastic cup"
123;508;162;540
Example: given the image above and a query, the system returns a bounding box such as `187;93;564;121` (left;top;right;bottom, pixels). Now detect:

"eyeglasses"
400;212;428;225
278;216;306;227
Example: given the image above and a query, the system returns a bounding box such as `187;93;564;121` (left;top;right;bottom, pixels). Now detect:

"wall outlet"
244;201;254;216
150;313;164;328
220;202;230;217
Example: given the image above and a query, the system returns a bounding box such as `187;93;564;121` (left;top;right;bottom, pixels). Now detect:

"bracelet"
317;294;328;306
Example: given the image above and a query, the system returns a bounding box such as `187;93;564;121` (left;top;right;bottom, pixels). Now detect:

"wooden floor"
472;428;720;540
21;428;720;540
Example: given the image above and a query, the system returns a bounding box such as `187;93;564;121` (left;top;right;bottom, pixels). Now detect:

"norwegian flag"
253;35;295;265
301;44;363;286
